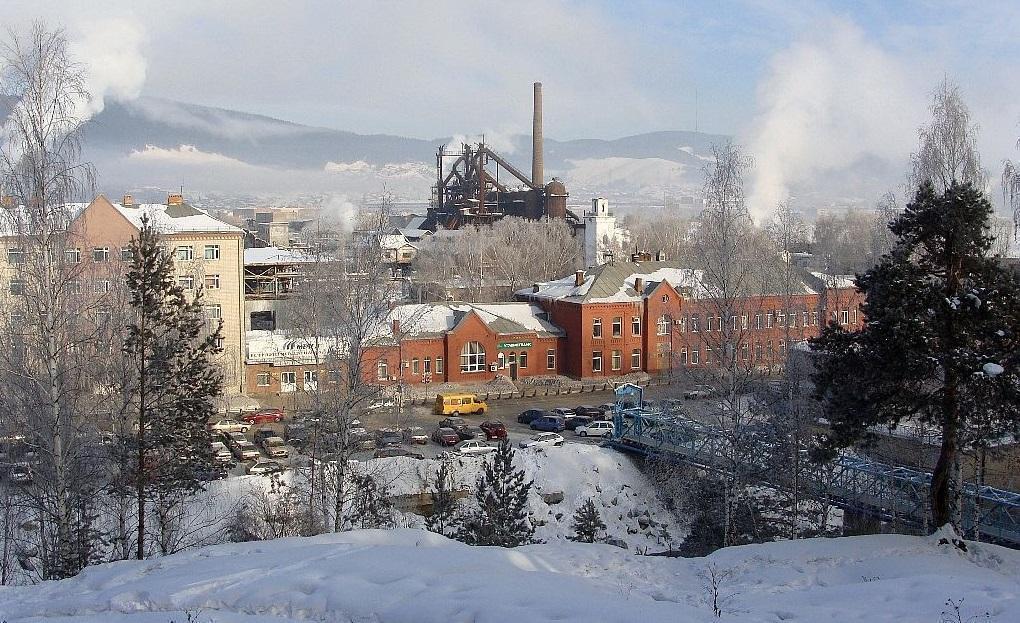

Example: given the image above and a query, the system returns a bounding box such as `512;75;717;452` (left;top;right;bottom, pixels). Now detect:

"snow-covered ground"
2;527;1016;622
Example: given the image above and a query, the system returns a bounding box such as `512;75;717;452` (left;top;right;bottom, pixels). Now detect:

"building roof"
379;234;415;250
244;246;316;266
385;302;563;339
111;200;243;235
396;228;431;240
521;261;715;303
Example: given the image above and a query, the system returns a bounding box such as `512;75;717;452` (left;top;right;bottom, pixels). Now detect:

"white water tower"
584;197;616;268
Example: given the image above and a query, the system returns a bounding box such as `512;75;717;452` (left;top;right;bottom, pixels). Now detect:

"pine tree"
569;498;606;543
456;441;535;547
349;473;393;530
425;460;456;536
812;182;1020;530
122;216;224;559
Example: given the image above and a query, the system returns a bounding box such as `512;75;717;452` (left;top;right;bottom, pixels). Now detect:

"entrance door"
508;352;518;380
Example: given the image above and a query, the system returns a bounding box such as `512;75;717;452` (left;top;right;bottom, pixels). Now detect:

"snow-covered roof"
810;272;857;290
384;302;563;339
520;261;715;303
112;202;243;235
379;234;414;250
244;246;316;266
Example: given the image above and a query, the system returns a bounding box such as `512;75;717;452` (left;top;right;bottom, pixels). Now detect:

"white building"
584;197;620;268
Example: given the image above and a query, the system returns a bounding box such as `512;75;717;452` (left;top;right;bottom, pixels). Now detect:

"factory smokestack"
532;81;544;186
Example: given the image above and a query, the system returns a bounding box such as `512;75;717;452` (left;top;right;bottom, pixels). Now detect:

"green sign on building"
498;341;533;349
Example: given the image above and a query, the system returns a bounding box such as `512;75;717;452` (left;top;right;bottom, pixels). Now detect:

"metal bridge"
607;384;1020;547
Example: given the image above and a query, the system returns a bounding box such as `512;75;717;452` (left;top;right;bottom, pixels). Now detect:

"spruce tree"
425;460;456;536
569;498;606;543
812;182;1020;530
456;441;535;547
122;216;224;559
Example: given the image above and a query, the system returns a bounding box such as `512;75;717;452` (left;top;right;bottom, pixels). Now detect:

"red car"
432;427;460;446
480;420;507;440
242;409;284;424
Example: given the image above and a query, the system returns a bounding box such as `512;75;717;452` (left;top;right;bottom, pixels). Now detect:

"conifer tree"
425;460;456;536
457;441;535;547
122;216;224;559
569;498;606;543
812;182;1020;530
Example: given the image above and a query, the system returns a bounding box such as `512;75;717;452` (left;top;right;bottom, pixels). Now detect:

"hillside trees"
811;182;1020;529
457;441;535;547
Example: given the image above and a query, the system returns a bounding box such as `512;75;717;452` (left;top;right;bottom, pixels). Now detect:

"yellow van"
434;393;488;416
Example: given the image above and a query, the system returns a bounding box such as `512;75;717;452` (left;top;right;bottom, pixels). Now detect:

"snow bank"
2;529;1017;622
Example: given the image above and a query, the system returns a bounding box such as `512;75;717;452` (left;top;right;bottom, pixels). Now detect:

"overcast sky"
6;0;1020;212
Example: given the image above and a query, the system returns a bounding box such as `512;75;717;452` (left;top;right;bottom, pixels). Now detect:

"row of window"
180;275;221;290
257;370;318;392
591;316;642;339
591;348;642;373
371;344;561;380
8;276;223;295
5;244;224;265
672;339;789;365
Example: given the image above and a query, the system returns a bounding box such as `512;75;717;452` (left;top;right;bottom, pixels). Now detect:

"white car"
519;432;565;449
208;419;250;434
261;436;289;459
451;440;496;456
248;460;282;475
235;442;261;461
575;421;614;438
210;441;234;465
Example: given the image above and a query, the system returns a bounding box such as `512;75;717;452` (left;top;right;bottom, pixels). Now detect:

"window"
205;274;220;289
767;340;774;356
705;315;713;332
96;307;111;325
789;309;796;327
256;373;270;387
92;247;109;262
423;357;432;374
206;304;222;320
755;343;763;360
592;318;602;338
120;247;133;261
303;370;318;390
67;280;81;294
412;358;419;374
732;315;738;331
803;310;809;327
766;313;773;329
691;348;700;365
657;314;670;335
741;315;748;330
436;357;444;374
7;248;24;264
9;279;26;295
678;316;687;333
716;316;722;332
377;361;389;380
812;311;819;326
547;349;556;370
460;341;486;373
204;245;220;260
179;276;194;290
281;371;296;392
612;317;622;337
755;313;762;330
497;352;505;369
631;349;641;370
841;309;849;325
65;248;81;264
779;339;786;355
611;350;622;371
777;310;786;327
680;347;688;364
690;314;699;332
741;343;750;361
519;351;528;368
591;350;603;373
175;246;194;261
631;316;641;336
95;280;111;293
851;308;858;324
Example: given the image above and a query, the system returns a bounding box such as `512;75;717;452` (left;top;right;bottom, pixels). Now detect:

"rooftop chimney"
122;194;135;207
634;277;644;294
574;269;585;287
532;82;544;187
392;319;401;335
167;193;184;206
532;283;540;293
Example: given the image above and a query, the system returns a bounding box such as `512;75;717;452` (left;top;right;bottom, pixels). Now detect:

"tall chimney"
532;82;544;187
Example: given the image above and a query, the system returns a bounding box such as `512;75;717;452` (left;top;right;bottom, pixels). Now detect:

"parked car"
517;409;547;424
224;431;247;448
208;419;250;434
574;405;604;418
234;442;261;461
455;425;486;441
210;441;234;465
432;427;460;446
530;415;566;432
551;407;576;419
248;460;283;475
519;432;565;449
375;428;404;447
439;416;468;430
684;384;715;400
563;415;593;431
8;463;32;484
261;436;289;459
434;393;487;415
284;423;307;448
373;447;424;459
403;426;429;445
479;420;507;440
451;440;496;456
243;410;284;424
253;427;277;445
575;420;615;438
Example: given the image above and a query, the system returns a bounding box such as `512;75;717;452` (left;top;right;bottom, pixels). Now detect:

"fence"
400;375;677;406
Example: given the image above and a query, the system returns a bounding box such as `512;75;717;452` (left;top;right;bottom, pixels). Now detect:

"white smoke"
68;17;147;120
745;18;925;221
321;194;359;233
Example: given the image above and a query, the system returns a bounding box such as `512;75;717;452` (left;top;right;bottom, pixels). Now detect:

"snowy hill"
2;528;1016;622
